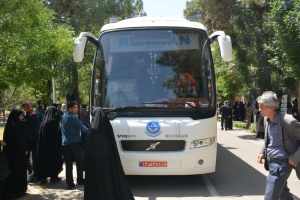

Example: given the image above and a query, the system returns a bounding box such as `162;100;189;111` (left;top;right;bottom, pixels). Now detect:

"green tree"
0;0;73;110
267;0;300;112
46;0;146;105
184;0;236;35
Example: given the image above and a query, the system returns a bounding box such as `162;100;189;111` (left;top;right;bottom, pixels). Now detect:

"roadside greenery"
0;0;74;111
0;0;299;113
0;0;145;110
184;0;300;109
249;124;256;133
217;117;256;133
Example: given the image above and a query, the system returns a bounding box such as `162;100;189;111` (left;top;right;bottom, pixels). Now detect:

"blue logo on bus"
145;121;161;137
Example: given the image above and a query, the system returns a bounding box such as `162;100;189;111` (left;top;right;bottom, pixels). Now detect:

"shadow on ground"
128;143;268;199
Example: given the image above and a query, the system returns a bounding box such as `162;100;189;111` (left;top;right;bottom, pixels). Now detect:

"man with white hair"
257;91;300;200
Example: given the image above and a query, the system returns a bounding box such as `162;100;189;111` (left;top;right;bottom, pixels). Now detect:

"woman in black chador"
3;109;28;198
84;107;135;200
36;106;63;183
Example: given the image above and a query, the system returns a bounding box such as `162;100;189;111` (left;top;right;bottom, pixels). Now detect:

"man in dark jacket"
22;101;41;182
220;102;231;131
257;91;300;200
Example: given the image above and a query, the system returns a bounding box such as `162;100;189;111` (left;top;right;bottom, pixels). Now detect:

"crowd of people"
0;92;299;200
218;97;299;138
0;100;135;200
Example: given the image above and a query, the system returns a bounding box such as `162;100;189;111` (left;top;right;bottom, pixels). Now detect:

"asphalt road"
18;122;300;200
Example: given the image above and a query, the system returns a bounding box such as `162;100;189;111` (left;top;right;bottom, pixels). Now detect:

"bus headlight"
190;137;215;149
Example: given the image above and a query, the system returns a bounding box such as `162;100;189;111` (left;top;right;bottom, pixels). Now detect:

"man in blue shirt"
257;91;300;200
61;101;88;189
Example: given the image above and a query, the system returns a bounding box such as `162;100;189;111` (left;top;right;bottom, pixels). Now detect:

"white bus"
73;16;232;175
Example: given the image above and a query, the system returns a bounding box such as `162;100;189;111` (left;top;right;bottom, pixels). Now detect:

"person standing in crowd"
256;111;264;139
238;101;245;121
62;104;67;113
52;103;64;123
245;102;252;129
79;104;90;148
36;100;44;117
292;98;299;121
220;102;231;131
22;101;41;182
0;139;9;199
3;109;28;198
79;104;90;127
233;101;239;121
257;91;300;200
36;106;63;185
61;101;88;190
84;107;135;200
228;102;233;130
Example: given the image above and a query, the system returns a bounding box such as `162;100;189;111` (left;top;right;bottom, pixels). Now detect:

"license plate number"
139;161;167;167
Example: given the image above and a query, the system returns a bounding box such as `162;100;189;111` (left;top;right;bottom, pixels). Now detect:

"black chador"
36;106;63;181
84;107;135;200
3;109;28;198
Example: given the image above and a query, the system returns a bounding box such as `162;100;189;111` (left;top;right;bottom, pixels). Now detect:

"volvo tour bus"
73;16;232;175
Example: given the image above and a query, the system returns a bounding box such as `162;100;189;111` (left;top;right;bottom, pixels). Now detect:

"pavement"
16;122;298;200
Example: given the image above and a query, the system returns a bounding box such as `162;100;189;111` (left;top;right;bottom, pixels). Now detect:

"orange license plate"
139;161;167;167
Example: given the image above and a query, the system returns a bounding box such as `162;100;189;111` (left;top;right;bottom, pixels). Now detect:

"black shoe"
77;179;85;185
221;128;224;130
50;177;62;182
67;183;75;190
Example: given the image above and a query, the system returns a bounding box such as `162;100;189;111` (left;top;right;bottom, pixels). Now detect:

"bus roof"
100;16;206;33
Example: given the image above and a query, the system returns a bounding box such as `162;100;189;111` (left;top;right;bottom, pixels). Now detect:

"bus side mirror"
73;37;88;63
209;31;233;62
73;32;99;63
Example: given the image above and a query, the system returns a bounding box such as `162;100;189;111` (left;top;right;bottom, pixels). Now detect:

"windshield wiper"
141;101;197;109
109;106;146;112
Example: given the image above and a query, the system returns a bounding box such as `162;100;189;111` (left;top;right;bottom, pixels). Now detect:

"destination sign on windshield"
107;31;200;52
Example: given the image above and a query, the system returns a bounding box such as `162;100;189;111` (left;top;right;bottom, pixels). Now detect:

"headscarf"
42;106;57;124
3;109;24;148
3;109;27;163
4;109;23;130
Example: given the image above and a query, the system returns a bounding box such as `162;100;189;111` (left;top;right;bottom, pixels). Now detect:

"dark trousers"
25;137;38;176
221;115;229;130
265;161;293;200
62;143;84;185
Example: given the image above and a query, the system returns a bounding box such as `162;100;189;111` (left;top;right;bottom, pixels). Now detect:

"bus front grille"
121;140;186;151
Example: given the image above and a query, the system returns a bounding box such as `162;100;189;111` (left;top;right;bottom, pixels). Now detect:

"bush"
233;122;246;129
249;124;256;133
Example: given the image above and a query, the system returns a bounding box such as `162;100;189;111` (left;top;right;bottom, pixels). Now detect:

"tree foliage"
266;0;300;112
45;0;146;105
0;0;73;110
184;0;299;102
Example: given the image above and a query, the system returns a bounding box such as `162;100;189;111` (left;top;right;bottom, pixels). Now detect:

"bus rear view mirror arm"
73;32;98;63
209;31;233;62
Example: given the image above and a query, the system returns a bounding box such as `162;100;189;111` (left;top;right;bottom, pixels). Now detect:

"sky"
142;0;187;19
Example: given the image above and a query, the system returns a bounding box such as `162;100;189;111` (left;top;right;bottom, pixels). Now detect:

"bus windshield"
92;29;215;110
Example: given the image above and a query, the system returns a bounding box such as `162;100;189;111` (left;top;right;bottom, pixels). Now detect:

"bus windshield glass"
93;29;215;110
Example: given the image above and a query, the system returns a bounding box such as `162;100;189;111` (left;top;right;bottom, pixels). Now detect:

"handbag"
0;152;11;181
